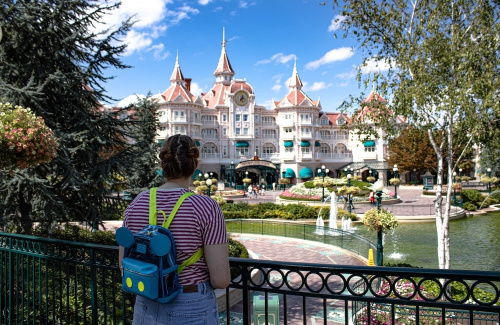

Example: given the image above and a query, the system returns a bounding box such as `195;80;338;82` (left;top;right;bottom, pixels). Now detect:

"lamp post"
393;164;399;198
206;178;212;197
318;165;326;202
282;169;286;192
369;169;373;182
453;172;457;206
459;168;462;182
347;173;352;213
487;168;492;194
373;180;385;266
230;161;235;187
413;168;417;186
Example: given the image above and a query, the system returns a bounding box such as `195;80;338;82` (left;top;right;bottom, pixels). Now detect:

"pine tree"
125;95;164;200
0;1;134;234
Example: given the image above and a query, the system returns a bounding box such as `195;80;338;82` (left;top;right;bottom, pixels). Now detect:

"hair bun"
187;147;200;159
163;152;175;162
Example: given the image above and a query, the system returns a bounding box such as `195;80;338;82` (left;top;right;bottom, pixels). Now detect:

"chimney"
185;78;192;91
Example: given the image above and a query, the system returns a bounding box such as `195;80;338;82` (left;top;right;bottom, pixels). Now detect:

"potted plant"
389;178;402;186
362;208;399;233
243;177;252;184
278;178;290;185
366;176;376;183
0;102;58;170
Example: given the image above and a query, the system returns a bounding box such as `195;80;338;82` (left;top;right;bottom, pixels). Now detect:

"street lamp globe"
373;180;384;192
459;168;462;173
321;165;325;170
487;168;491;173
206;179;212;186
453;172;456;176
204;173;209;179
347;174;352;180
317;168;321;174
325;169;329;174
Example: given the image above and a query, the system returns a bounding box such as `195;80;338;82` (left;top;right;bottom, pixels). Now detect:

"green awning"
364;140;376;147
285;168;296;178
300;141;310;147
236;141;249;147
195;141;200;146
299;167;313;179
192;169;203;179
284;141;293;147
315;141;321;147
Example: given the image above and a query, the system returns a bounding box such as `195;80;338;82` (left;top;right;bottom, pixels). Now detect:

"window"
158;111;165;117
174;125;185;134
159;126;166;132
285;147;294;153
223;128;227;136
255;115;259;123
236;147;249;156
235;128;241;135
301;147;310;153
223;145;227;157
300;114;310;122
235;114;241;122
243;114;248;122
174;111;185;120
320;144;329;154
222;114;227;122
255;128;259;136
263;144;275;154
364;146;376;152
301;127;311;134
255;146;259;156
243;128;248;135
338;118;346;125
284;114;293;120
334;144;347;154
321;118;329;125
203;144;217;154
284;127;293;134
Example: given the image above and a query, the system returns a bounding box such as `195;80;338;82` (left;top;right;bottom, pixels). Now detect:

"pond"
353;210;500;271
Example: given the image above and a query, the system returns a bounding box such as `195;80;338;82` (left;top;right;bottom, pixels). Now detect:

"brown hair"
159;134;199;180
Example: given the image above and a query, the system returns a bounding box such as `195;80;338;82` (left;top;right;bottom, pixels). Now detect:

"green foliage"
0;0;134;235
461;190;484;204
362;208;399;232
279;204;317;219
33;225;118;246
462;202;477;211
125;95;163;200
303;181;315;188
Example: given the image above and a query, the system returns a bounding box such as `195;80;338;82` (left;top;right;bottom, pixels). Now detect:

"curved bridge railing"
225;219;376;263
0;232;499;324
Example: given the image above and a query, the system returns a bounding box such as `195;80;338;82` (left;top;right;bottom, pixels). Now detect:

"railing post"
241;262;251;325
90;248;98;325
8;237;14;324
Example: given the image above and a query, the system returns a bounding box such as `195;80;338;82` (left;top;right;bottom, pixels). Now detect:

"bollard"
368;249;375;266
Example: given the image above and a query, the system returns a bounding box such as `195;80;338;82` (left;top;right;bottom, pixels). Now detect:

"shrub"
242;177;252;184
193;180;200;186
462;202;477;211
460;189;484;204
222;211;248;219
196;185;208;193
366;176;376;183
212;195;226;207
461;176;471;182
278;178;290;185
337;208;357;221
247;202;280;219
389;178;401;185
280;204;317;219
303;181;315;188
221;202;250;212
34;225;118;246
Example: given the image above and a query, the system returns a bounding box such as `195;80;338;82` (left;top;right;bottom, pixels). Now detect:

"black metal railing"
1;232;499;324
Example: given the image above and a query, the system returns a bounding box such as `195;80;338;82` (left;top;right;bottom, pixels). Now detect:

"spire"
288;60;303;89
214;27;235;83
170;52;185;84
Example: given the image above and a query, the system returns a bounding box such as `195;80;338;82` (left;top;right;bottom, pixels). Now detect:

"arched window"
334;143;347;154
262;144;276;154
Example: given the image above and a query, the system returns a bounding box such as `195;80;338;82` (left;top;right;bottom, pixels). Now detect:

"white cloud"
303;81;333;92
189;82;204;96
305;47;354;70
258;99;275;110
271;84;282;92
360;57;393;74
148;43;170;60
339;82;349;87
100;0;171;30
166;5;200;24
198;0;212;4
328;15;346;32
256;53;297;65
123;30;153;55
337;70;356;80
239;1;248;8
117;94;146;107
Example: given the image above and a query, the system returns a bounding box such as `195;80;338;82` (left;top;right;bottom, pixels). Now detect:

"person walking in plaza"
261;184;266;196
272;182;276;191
369;191;375;206
248;184;253;199
119;134;230;325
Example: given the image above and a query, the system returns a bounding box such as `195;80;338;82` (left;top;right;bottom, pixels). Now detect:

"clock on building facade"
234;90;249;107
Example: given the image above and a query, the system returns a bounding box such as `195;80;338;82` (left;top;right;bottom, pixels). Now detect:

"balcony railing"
315;152;353;158
261;134;277;139
201;152;219;158
172;117;187;122
261;121;276;126
260;153;280;159
203;120;219;125
191;118;202;123
0;232;498;325
202;134;219;139
316;134;349;140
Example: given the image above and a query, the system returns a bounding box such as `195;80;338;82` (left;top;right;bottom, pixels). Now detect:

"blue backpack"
115;188;203;303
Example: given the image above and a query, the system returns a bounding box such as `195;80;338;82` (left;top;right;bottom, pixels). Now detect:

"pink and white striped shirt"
122;188;228;285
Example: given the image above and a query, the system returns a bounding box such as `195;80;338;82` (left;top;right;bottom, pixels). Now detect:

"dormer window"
338;118;345;125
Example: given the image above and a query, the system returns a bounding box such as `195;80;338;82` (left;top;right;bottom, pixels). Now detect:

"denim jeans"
132;282;219;325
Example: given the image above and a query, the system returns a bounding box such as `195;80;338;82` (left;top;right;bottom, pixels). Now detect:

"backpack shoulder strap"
162;192;195;229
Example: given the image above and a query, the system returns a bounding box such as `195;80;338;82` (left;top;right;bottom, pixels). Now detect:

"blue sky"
102;0;389;113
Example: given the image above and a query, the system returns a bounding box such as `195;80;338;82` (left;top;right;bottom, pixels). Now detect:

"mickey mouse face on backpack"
116;227;172;257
